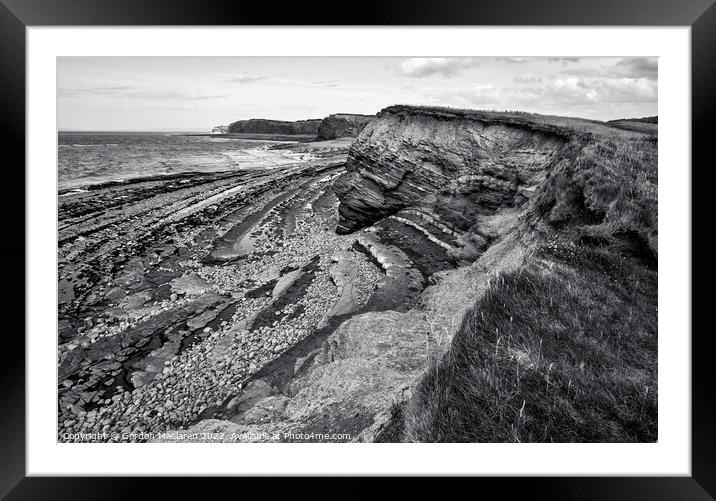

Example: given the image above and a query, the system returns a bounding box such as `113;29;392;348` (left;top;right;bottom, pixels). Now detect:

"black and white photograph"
55;55;659;444
0;0;710;491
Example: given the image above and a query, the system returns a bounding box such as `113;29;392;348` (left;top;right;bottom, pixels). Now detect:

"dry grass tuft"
533;134;658;262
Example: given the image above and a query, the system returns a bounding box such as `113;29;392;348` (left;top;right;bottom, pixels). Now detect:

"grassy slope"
605;121;658;135
402;130;658;443
535;134;658;257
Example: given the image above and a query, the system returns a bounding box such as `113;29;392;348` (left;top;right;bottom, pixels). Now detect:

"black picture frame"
3;0;714;497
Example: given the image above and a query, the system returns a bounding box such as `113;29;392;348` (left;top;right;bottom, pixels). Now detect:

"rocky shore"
59;130;444;442
57;138;381;441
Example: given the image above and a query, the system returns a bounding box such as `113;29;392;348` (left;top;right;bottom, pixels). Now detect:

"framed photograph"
5;0;715;496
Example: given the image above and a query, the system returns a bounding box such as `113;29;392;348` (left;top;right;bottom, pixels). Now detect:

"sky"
57;56;657;131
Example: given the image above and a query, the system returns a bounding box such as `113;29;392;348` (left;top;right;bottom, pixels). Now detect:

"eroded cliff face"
227;118;322;135
316;114;374;140
334;106;567;236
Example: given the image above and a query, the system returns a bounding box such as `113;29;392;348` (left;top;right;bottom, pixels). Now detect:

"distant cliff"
227;118;322;135
211;125;228;134
316;113;374;140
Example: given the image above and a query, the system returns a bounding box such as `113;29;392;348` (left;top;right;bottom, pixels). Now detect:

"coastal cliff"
227;118;322;135
163;106;657;443
224;113;372;140
316;113;374;140
333;106;574;236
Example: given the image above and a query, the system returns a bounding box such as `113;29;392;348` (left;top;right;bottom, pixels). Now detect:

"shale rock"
334;105;566;234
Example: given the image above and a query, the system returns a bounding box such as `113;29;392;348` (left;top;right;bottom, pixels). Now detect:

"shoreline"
58;133;345;193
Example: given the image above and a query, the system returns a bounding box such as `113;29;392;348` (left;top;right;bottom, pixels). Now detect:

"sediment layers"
59;129;469;442
57;140;378;441
163;106;657;443
334;105;566;235
159;108;577;442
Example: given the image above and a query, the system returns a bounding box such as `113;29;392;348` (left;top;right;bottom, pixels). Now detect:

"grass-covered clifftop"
405;241;657;442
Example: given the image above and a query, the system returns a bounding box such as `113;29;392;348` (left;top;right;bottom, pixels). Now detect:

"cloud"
513;74;544;84
547;57;581;64
559;57;658;81
123;91;228;100
497;57;581;64
495;57;532;64
614;57;658;79
228;76;267;84
398;58;480;78
537;77;649;104
58;86;227;100
432;70;657;116
312;80;340;88
58;86;135;97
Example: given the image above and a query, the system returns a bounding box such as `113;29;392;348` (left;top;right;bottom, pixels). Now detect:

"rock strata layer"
56;139;372;442
334;105;567;235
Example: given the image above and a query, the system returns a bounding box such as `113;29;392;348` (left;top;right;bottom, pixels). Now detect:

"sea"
58;131;315;191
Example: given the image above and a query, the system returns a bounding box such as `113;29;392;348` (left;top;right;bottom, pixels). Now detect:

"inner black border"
3;0;714;498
